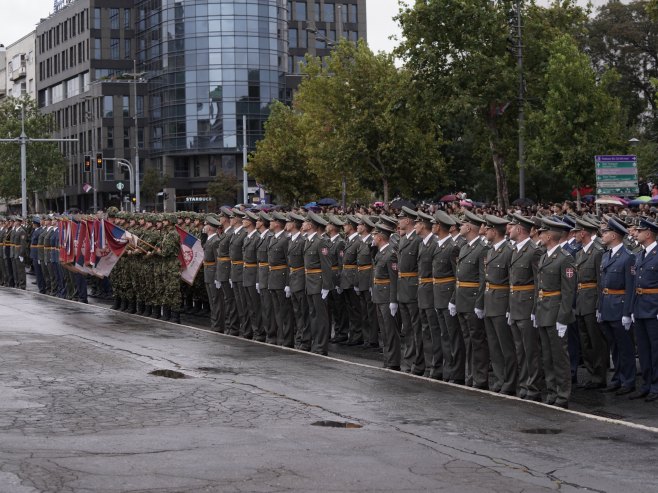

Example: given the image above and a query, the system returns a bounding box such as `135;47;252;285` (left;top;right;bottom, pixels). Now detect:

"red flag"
175;225;204;285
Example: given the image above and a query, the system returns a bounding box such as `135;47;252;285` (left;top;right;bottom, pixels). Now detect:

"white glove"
214;280;220;289
389;302;398;317
229;279;233;289
532;313;538;328
556;322;567;338
19;256;23;262
506;312;511;325
474;308;485;319
336;286;343;294
622;316;632;331
596;310;602;323
284;286;291;298
256;283;260;294
369;287;372;296
354;286;360;293
321;288;329;300
37;259;40;265
632;314;635;323
448;302;457;317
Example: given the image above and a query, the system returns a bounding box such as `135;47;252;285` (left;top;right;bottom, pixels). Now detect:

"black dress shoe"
411;370;426;376
525;394;542;402
387;366;401;371
629;390;650;400
449;379;466;385
553;401;569;409
330;337;348;344
601;385;621;393
545;397;557;405
615;386;635;396
645;393;658;402
500;390;516;396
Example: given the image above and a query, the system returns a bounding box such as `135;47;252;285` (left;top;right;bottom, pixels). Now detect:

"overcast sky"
0;0;405;53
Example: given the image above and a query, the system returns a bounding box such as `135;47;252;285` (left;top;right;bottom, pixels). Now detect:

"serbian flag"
58;220;70;263
175;225;203;285
74;221;91;273
92;220;130;278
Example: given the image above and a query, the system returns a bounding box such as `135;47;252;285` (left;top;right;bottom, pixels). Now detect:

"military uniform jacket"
452;238;489;312
432;236;459;309
632;245;658;319
340;233;360;290
47;228;58;263
356;234;375;291
287;233;306;293
396;231;420;304
372;245;398;304
30;227;42;261
203;234;220;283
12;227;28;259
37;229;49;263
241;230;260;287
303;232;334;295
0;227;6;259
329;234;345;288
215;226;233;283
483;241;513;317
229;226;247;282
509;239;541;321
267;231;289;290
257;230;273;288
599;245;634;320
51;227;61;263
417;234;437;310
574;242;604;316
534;247;576;326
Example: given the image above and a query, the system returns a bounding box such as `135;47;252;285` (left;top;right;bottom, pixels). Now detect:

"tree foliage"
141;168;169;207
0;96;66;201
207;170;240;208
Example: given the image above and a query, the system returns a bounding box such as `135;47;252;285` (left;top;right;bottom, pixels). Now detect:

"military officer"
256;212;276;344
241;210;262;341
11;216;28;290
534;218;577;408
572;218;608;390
326;216;350;344
268;212;293;347
508;214;542;400
356;215;380;349
30;216;45;294
216;207;239;335
230;209;250;338
451;210;490;389
630;218;658;402
339;214;364;345
287;212;310;350
203;215;223;332
483;214;517;395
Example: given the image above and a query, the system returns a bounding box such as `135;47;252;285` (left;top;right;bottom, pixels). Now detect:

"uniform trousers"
359;289;379;346
222;283;240;336
4;258;15;287
576;313;608;385
75;273;88;302
271;289;293;347
436;307;464;382
292;290;311;350
484;315;518;393
400;302;426;374
244;284;263;341
42;260;52;293
205;283;224;332
307;293;329;355
600;320;636;389
510;318;541;398
634;318;658;394
233;281;251;338
328;289;349;341
33;260;45;293
344;289;363;343
12;258;26;290
419;307;444;379
260;288;276;343
538;324;571;405
375;303;401;368
457;311;489;388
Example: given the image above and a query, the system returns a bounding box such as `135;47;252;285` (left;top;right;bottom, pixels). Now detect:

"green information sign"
595;155;638;195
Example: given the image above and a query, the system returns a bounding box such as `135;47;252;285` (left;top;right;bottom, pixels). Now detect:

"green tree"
140;168;169;210
207;170;240;208
0;96;66;207
525;34;627;199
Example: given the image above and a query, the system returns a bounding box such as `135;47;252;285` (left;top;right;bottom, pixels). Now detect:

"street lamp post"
123;60;146;212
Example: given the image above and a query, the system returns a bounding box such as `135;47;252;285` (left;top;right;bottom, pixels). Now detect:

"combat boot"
111;297;121;310
170;310;181;324
162;305;171;321
143;304;152;317
127;300;137;314
135;301;144;315
120;298;129;311
151;305;161;319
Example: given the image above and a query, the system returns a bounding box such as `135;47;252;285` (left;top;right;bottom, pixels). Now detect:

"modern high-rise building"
33;0;366;212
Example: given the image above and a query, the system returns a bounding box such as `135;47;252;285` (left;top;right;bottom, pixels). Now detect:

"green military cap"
358;214;376;230
397;205;418;219
306;211;328;227
538;217;571;233
244;210;259;223
167;213;178;222
510;213;534;230
288;211;306;223
374;220;395;235
530;216;543;228
463;210;486;226
484;214;509;228
106;206;119;218
220;206;234;218
259;211;272;224
205;215;221;227
327;214;345;227
378;214;398;231
232;208;246;218
415;210;434;223
345;214;360;226
450;214;464;226
574;217;598;233
272;211;288;223
433;210;456;226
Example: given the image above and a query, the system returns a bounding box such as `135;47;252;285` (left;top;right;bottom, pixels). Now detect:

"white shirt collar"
291;231;301;242
468;237;479;247
546;244;560;257
379;243;389;252
559;240;568;248
207;232;217;241
582;240;594;253
644;241;657;255
233;225;243;234
260;230;269;239
515;237;531;251
246;229;258;238
493;239;506;251
307;231;317;241
330;234;340;242
405;231;414;239
348;232;359;241
422;233;434;245
362;234;372;243
438;235;451;247
275;230;285;238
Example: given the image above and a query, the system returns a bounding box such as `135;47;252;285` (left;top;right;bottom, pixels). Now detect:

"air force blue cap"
602;217;629;236
635;218;658;234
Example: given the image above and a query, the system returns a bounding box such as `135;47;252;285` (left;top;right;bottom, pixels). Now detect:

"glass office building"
136;0;288;189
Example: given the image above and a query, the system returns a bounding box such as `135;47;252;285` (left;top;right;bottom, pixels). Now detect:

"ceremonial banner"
175;225;203;285
92;220;130;278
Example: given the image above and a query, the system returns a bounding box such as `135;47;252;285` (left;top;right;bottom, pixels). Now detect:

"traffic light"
131;195;136;204
84;155;91;172
96;153;103;169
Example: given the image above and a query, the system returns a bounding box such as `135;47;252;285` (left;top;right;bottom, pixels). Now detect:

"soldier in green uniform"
11;216;28;290
230;209;250;337
356;215;379;349
216;207;239;335
339;215;363;345
256;212;275;343
203;215;223;331
241;210;262;341
268;212;293;347
159;214;182;323
287;212;310;350
326;215;349;344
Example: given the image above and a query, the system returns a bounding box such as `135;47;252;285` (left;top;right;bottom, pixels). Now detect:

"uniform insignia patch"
391;262;398;272
566;267;575;278
339;251;344;257
321;247;329;256
631;266;636;276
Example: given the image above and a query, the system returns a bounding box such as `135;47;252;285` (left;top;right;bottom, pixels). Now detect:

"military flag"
92;220;130;278
175;225;203;285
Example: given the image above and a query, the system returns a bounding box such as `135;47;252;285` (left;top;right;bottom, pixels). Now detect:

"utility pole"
123;60;145;212
243;114;248;204
0;102;77;217
516;0;526;200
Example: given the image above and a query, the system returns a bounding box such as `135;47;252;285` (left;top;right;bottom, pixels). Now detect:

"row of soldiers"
199;206;657;409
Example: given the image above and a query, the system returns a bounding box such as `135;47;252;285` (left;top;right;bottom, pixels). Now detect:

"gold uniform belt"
419;277;434;284
357;265;372;271
538;290;560;299
218;257;231;262
203;261;215;266
343;264;357;270
269;265;287;271
635;288;658;295
290;266;304;273
578;282;597;290
433;276;456;284
374;278;391;285
602;288;625;295
331;266;339;271
305;268;322;274
258;262;269;267
231;260;244;265
244;263;258;268
510;284;534;292
399;272;418;278
456;281;479;288
486;283;509;291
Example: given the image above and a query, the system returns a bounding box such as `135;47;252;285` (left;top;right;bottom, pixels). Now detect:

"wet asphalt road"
1;286;658;493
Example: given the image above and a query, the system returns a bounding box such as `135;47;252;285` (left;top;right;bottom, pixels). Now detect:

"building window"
123;96;130;117
314;2;320;21
294;1;306;20
289;28;298;48
323;4;334;22
349;4;357;23
340;3;348;23
174;157;189;178
138;127;144;149
124;8;131;29
137;95;144;117
107;127;114;148
193;157;200;177
124;128;130;149
315;29;326;49
93;8;101;29
103;96;113;117
124;39;131;59
110;8;119;29
93;38;101;59
110;38;120;60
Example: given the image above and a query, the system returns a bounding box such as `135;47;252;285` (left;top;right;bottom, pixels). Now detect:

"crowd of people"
1;200;658;409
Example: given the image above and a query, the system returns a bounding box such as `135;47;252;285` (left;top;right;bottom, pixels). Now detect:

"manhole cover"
520;428;562;435
149;369;187;379
311;420;362;429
